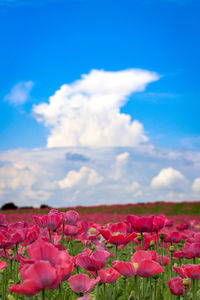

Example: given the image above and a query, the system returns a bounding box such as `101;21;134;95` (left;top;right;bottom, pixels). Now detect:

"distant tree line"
0;202;51;210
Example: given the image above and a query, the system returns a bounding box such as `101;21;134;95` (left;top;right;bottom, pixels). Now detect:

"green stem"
154;279;157;300
42;289;45;300
124;278;127;300
156;231;159;250
48;229;52;243
141;232;145;250
115;245;118;260
192;279;196;300
184;286;187;300
62;224;65;250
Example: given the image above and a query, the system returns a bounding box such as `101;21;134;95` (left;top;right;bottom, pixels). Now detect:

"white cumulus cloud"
116;152;130;163
33;69;159;148
5;81;34;106
192;178;200;195
151;167;185;190
57;166;103;189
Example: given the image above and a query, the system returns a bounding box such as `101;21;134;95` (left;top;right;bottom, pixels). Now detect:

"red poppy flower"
9;261;61;296
69;274;99;293
153;215;166;231
167;277;190;296
173;264;200;279
164;231;182;244
33;214;62;231
76;250;110;272
98;267;119;283
126;215;155;233
112;261;137;278
62;210;79;225
26;239;73;281
0;261;7;270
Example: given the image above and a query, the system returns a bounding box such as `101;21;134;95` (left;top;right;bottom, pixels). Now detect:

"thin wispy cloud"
4;81;34;106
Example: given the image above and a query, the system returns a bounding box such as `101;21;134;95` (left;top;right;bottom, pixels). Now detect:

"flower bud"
183;278;189;286
137;233;142;241
160;233;165;240
129;290;135;300
150;240;155;247
169;246;174;252
152;274;159;280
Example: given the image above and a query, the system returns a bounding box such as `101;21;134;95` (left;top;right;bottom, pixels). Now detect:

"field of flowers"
0;203;200;299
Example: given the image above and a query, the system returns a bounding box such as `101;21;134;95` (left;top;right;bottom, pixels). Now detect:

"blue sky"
0;0;200;206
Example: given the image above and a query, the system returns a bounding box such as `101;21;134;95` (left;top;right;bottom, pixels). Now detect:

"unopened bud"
129;290;135;300
169;246;175;252
173;263;178;268
150;240;155;247
8;279;14;287
152;274;159;280
137;233;142;241
7;295;16;300
183;278;189;286
160;233;165;240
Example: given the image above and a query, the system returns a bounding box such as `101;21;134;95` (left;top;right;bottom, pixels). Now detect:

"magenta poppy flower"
33;214;62;231
167;277;190;296
9;260;61;296
76;250;110;272
100;222;137;246
164;231;182;244
131;250;152;263
126;215;155;233
182;243;200;259
130;250;164;277
0;214;6;226
26;239;74;281
112;261;137;278
77;295;92;300
136;259;164;277
98;267;119;283
0;261;7;270
153;215;166;231
174;264;200;279
62;210;80;225
69;274;99;293
0;230;14;249
64;225;79;237
21;225;40;246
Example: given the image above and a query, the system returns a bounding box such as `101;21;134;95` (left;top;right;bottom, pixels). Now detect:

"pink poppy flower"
98;267;119;283
112;261;137;278
76;250;110;272
69;274;99;293
126;215;155;233
9;261;61;296
167;277;190;296
62;210;79;225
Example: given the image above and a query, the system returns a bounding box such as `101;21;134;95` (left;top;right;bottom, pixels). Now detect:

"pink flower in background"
76;249;110;271
9;260;61;296
62;210;80;225
167;277;190;296
112;261;137;278
98;267;119;283
69;274;99;293
33;214;62;231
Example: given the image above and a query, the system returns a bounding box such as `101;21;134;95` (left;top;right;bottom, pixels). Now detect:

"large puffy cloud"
33;69;159;148
151;167;185;190
57;166;103;189
0;147;199;207
192;178;200;195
